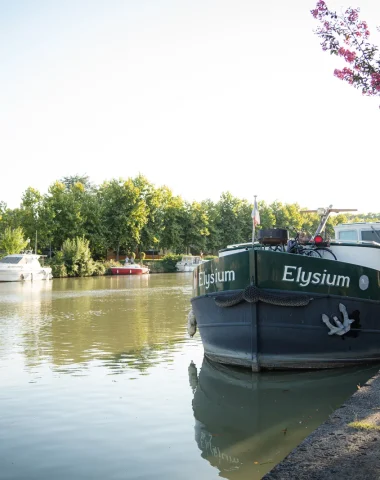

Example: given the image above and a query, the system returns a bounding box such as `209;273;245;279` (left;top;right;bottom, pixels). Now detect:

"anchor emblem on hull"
322;303;355;336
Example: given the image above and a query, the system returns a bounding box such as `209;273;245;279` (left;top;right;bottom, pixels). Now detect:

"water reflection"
0;275;193;376
190;357;380;479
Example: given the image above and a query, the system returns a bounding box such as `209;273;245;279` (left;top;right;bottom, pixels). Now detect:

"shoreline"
263;368;380;479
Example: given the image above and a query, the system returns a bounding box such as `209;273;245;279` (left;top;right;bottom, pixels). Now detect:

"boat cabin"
0;254;42;267
333;222;380;244
176;255;205;272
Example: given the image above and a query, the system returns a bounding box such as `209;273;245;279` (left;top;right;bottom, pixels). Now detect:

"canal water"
0;274;378;480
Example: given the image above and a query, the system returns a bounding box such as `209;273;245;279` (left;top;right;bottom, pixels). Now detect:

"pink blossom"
334;67;354;84
371;73;380;91
346;9;359;23
311;1;380;102
337;47;356;63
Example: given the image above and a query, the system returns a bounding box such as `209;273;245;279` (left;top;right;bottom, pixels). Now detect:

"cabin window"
338;230;357;241
0;256;26;264
361;230;380;242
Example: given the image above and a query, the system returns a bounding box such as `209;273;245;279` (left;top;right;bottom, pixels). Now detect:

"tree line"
0;174;378;258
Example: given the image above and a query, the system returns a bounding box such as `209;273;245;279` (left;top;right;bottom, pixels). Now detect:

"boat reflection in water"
189;357;379;479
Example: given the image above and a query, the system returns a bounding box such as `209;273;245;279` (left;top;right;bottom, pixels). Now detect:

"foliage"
143;259;165;273
48;251;67;277
311;1;380;99
132;175;166;253
161;254;182;272
180;201;210;254
0;227;29;255
159;192;186;253
100;178;148;260
92;261;106;276
61;237;95;277
139;252;146;261
215;192;252;249
1;174;379;262
59;174;92;190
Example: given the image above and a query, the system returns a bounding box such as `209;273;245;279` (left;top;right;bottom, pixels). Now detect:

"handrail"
331;240;380;247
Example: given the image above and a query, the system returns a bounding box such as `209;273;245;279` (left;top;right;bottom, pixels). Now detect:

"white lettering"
199;270;236;289
282;266;350;289
300;271;312;287
296;267;302;282
225;270;235;282
326;274;337;286
337;275;350;288
282;265;296;282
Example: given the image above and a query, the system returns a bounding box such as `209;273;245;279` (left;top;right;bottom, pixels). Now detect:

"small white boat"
0;253;53;282
176;255;207;272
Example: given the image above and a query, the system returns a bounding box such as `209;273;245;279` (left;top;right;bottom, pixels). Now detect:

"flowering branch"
311;1;380;97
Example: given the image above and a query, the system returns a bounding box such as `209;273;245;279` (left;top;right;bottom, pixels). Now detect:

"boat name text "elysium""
199;270;235;289
282;266;350;288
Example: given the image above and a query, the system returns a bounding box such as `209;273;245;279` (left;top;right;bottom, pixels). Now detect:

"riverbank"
263;368;380;480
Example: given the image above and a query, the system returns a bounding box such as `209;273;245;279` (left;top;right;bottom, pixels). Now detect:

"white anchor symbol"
322;303;355;336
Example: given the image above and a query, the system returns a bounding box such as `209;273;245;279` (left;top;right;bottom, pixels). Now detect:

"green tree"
43;181;98;252
175;201;210;254
0;227;29;255
215;192;252;249
60;174;92;190
61;236;95;277
256;200;276;229
201;199;221;254
100;178;148;260
160;192;186;253
132;175;166;253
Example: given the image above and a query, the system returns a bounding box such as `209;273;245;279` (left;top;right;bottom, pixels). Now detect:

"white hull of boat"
0;253;53;282
176;264;198;272
0;269;53;282
176;255;207;272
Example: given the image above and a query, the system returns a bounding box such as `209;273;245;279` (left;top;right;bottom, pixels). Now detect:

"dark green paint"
193;249;380;301
193;251;250;296
256;250;380;300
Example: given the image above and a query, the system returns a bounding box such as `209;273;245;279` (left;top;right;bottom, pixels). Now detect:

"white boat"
176;255;207;272
0;253;53;282
327;221;380;270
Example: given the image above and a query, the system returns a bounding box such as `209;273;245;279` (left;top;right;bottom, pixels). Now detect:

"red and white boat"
110;263;149;275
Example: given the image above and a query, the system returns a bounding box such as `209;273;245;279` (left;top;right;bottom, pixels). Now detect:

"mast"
301;206;358;238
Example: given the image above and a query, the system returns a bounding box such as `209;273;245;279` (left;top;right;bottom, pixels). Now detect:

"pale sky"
1;0;379;212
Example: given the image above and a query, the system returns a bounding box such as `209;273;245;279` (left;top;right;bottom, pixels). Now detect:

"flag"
252;198;260;226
